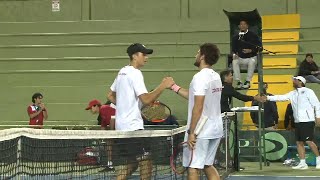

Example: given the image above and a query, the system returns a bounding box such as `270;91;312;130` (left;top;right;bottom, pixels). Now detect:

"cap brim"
292;77;305;85
142;49;153;54
85;106;91;110
292;76;300;81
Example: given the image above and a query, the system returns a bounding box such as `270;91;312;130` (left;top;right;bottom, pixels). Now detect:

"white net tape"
0;126;187;141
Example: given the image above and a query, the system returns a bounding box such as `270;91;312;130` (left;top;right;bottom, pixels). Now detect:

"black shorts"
295;122;315;141
113;137;151;165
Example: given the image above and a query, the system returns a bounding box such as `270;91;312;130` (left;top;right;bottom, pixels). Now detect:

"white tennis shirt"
267;87;320;123
110;66;148;131
187;68;224;139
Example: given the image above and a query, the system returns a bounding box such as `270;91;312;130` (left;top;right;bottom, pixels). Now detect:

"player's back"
203;70;223;120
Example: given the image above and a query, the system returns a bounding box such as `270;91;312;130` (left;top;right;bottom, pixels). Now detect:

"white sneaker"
283;158;294;165
236;81;243;89
242;81;251;89
292;163;308;170
316;160;320;169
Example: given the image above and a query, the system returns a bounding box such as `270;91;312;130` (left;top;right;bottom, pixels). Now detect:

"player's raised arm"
139;77;175;105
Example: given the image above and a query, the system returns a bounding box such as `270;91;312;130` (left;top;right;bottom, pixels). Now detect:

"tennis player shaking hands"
170;43;222;180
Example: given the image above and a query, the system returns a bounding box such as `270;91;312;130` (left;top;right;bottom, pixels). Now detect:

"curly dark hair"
199;43;220;66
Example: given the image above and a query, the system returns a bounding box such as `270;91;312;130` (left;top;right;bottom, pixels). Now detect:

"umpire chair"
223;9;262;72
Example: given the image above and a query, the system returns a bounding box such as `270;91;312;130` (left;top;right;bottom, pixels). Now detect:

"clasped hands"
253;95;268;103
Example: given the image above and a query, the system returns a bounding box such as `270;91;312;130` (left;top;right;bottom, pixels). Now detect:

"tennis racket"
141;101;171;123
170;142;192;175
170;116;208;175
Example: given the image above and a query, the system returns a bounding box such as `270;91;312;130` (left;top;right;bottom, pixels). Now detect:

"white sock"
317;156;320;161
300;159;306;164
107;161;113;166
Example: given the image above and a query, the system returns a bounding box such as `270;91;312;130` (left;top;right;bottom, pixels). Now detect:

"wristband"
171;84;181;94
187;129;194;134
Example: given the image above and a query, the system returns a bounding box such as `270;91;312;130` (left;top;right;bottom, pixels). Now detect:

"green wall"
0;0;307;22
0;0;82;22
2;0;319;23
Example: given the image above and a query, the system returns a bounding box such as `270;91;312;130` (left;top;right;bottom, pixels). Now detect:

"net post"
257;50;266;170
17;137;21;175
170;129;175;180
224;114;228;172
234;112;239;171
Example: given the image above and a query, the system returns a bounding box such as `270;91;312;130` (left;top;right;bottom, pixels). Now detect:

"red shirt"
27;104;45;126
100;105;116;128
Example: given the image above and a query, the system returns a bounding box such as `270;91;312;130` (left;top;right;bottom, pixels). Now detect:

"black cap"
127;43;153;56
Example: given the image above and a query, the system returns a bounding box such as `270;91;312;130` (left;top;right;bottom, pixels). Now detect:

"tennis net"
0;118;236;179
0;126;186;180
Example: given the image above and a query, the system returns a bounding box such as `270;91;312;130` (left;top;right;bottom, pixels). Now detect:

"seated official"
232;20;262;89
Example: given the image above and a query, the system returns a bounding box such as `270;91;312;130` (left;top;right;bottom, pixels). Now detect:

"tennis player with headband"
107;43;175;180
171;43;223;180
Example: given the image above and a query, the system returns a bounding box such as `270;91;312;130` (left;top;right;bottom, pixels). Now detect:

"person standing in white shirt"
107;43;174;180
171;43;222;180
263;76;320;170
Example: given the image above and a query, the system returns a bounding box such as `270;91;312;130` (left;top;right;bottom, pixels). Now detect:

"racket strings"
141;102;170;122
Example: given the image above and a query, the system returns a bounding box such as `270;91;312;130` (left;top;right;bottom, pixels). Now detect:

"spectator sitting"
298;53;320;83
284;103;295;130
250;82;279;130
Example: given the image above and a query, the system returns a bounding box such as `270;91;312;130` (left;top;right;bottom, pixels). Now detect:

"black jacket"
298;60;319;76
221;83;254;112
232;31;262;58
250;93;279;128
284;103;295;129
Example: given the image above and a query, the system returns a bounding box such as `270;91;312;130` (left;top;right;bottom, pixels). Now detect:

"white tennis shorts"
183;138;221;169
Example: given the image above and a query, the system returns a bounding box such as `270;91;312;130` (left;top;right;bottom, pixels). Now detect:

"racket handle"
194;115;208;135
171;84;181;93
